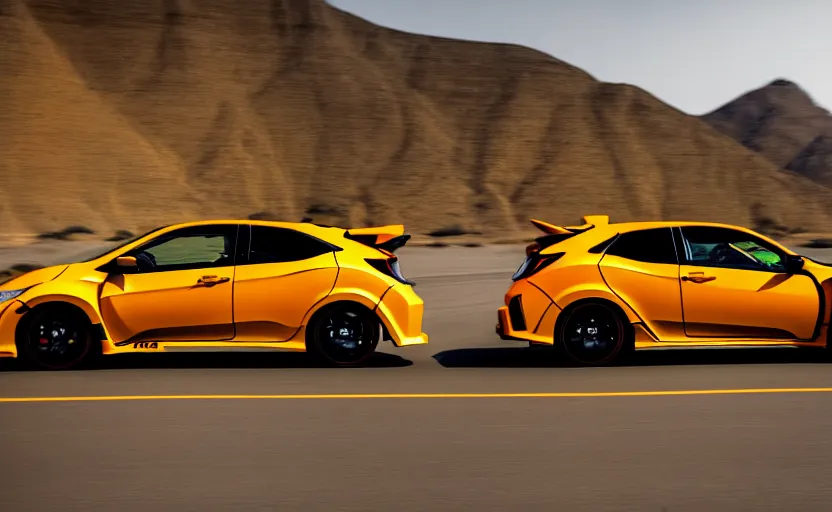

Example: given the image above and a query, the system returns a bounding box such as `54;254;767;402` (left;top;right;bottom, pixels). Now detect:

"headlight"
0;289;26;304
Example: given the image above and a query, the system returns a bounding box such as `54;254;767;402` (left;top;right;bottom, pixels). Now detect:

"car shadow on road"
433;346;832;368
0;351;413;372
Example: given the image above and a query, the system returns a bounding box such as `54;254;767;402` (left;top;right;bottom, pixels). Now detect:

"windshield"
78;225;170;262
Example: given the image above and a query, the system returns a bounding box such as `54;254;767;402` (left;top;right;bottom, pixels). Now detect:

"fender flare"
21;294;103;326
553;286;641;324
300;289;387;326
299;288;402;344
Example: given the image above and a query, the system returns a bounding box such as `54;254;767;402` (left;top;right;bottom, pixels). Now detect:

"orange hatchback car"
497;215;832;366
0;220;427;370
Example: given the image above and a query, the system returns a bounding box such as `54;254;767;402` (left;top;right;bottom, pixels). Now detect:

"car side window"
248;226;335;264
129;225;238;273
680;226;786;272
605;227;678;264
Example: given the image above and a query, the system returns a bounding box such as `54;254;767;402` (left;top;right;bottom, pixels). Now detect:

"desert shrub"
305;204;343;215
802;239;832;249
427;224;482;237
106;230;135;242
249;211;280;221
38;225;95;240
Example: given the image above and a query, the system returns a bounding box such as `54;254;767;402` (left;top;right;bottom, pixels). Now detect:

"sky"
328;0;831;115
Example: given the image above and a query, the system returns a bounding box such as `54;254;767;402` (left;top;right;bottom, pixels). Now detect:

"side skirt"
633;323;829;349
104;339;308;355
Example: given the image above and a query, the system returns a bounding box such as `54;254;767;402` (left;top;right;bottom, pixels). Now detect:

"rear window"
248;226;335;264
605;228;677;264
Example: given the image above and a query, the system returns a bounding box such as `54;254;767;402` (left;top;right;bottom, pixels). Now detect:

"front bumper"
0;299;21;357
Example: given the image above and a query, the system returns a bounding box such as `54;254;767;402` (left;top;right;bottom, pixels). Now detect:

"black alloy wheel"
307;303;379;366
18;305;95;370
556;302;627;366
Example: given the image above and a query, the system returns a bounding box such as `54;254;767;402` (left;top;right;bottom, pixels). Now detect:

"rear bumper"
496;307;527;341
496;280;560;345
376;285;429;347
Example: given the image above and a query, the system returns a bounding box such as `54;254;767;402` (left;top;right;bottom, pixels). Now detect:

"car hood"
0;264;69;291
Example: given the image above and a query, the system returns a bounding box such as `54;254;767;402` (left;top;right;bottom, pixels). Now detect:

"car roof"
155;219;345;234
163;219;336;227
609;220;749;230
597;220;794;254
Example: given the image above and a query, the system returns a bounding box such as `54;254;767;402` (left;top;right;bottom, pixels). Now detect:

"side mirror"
115;256;138;269
786;255;804;274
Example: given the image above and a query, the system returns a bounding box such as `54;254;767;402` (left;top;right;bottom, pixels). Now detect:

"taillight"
365;257;415;285
511;252;564;281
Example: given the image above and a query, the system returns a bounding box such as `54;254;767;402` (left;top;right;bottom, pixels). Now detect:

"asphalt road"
3;247;832;510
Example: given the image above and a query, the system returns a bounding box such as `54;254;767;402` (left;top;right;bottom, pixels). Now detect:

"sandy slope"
1;0;831;239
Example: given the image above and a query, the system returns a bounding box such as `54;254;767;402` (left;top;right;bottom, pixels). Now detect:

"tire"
306;303;380;367
16;304;97;371
555;301;629;367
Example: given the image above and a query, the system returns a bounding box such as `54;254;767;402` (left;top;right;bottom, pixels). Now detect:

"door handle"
682;273;715;284
197;275;230;286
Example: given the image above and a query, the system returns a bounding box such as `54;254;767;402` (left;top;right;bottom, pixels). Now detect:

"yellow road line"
3;388;832;403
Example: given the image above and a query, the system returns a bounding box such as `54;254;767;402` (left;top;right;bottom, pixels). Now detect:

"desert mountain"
1;0;831;240
703;79;832;188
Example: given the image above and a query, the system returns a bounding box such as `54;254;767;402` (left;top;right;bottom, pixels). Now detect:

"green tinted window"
681;227;786;272
732;241;783;268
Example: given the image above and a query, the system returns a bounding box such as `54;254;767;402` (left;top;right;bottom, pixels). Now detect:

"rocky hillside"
1;0;831;240
703;79;832;188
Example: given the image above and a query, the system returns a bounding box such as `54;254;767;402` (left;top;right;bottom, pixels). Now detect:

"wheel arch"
14;300;98;340
299;284;407;343
553;297;636;346
554;287;641;324
302;296;385;347
13;299;103;369
300;291;384;327
303;299;382;366
21;294;103;326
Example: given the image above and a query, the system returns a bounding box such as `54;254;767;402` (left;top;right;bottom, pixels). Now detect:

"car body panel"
0;264;69;292
506;279;553;334
232;253;338;342
678;264;818;340
0;300;19;357
377;284;428;346
100;266;237;344
529;259;641;325
497;216;832;351
0;220;427;361
599;255;684;340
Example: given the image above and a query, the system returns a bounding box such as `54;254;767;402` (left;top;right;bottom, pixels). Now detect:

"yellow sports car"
497;215;832;366
0;221;428;369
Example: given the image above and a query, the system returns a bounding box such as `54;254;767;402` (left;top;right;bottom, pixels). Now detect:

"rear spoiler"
344;225;411;253
530;215;609;235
